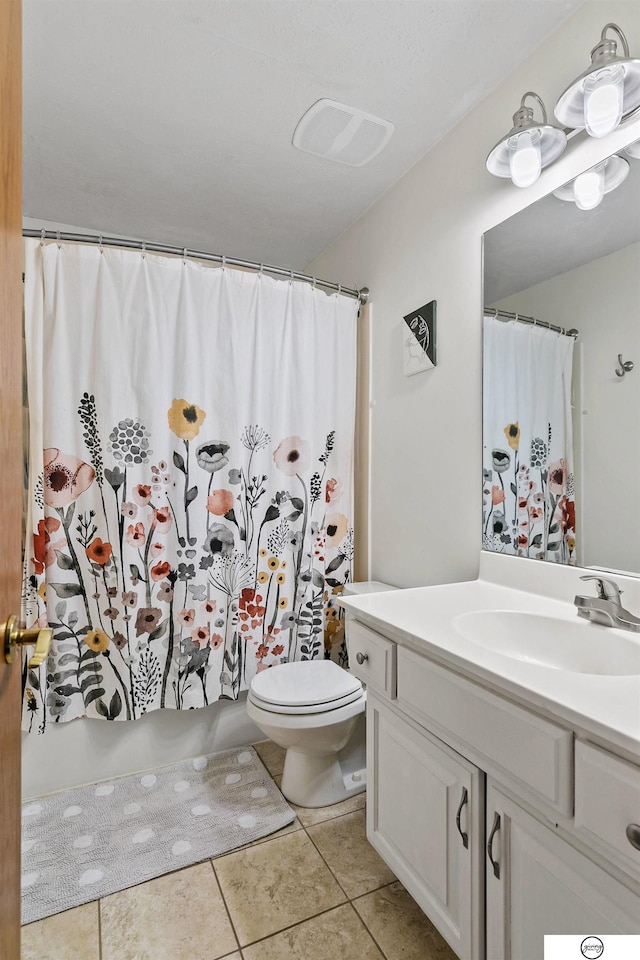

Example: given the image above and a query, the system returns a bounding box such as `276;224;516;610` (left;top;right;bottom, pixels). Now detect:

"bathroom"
1;1;639;958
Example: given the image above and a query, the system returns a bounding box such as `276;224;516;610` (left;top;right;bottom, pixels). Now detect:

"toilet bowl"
247;659;366;807
247;580;396;807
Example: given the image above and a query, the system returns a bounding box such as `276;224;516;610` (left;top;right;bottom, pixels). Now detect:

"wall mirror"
482;146;640;577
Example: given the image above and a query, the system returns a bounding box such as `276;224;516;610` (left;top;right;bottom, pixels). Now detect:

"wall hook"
615;354;634;377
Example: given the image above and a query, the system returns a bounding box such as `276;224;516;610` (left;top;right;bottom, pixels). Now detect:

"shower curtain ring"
98;235;104;253
40;229;45;246
56;231;61;248
259;263;264;277
141;241;146;259
183;248;188;264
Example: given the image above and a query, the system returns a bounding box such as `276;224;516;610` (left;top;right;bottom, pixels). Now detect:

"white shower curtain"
483;316;576;563
22;239;358;731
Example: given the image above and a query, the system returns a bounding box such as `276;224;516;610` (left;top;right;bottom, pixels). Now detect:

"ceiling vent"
292;98;394;167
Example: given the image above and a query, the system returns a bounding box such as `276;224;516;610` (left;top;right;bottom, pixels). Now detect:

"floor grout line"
300;816;402;959
97;898;103;960
211;826;349;951
300;820;353;902
210;818;399;956
350;882;401;960
300;807;394;905
294;798;366;831
208;858;242;958
236;900;360;952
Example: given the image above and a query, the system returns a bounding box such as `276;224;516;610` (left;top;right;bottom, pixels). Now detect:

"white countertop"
339;553;640;761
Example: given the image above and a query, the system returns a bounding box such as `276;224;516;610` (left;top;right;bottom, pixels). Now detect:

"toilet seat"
248;660;363;716
249;686;364;715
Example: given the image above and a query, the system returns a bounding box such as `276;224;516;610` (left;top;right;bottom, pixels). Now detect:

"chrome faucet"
574;575;640;632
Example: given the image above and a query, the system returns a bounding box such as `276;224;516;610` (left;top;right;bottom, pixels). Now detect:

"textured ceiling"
23;0;581;269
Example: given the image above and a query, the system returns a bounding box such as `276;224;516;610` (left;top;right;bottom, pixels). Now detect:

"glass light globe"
508;130;542;188
623;138;640;159
573;163;605;210
584;66;624;137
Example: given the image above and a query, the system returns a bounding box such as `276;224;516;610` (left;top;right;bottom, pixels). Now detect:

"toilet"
247;580;395;807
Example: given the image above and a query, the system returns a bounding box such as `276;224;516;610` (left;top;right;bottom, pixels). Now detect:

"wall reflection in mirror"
483;147;640;576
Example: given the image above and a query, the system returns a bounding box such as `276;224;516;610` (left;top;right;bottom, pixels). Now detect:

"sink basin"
453;611;640;676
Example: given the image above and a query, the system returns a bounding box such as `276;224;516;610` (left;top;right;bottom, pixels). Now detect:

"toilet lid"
250;660;362;709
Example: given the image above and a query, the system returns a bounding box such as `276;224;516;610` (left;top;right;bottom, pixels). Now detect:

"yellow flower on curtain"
84;630;110;653
504;422;520;451
167;398;206;440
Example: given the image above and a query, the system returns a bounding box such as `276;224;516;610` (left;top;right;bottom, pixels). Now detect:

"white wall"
494;243;640;575
308;1;640;588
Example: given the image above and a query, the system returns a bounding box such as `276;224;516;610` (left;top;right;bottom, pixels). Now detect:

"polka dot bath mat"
21;746;295;924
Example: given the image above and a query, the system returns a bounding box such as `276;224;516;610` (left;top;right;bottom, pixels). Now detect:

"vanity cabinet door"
367;693;484;960
486;785;640;960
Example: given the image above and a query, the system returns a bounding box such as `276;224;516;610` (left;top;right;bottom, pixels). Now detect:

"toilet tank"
342;580;397;597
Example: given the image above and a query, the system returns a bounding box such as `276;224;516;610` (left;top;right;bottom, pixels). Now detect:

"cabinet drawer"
575;740;640;882
348;619;396;698
397;647;573;815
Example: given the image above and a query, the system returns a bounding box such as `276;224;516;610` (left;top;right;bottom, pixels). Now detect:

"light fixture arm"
522;92;547;123
599;23;629;58
512;92;548;130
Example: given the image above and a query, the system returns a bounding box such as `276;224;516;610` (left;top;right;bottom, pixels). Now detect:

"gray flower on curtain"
530;437;547;467
196;441;230;473
109;418;152;465
491;449;511;473
203;524;235;557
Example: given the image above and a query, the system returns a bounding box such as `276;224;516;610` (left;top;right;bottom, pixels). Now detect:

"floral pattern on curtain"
482;316;576;564
22;240;358;732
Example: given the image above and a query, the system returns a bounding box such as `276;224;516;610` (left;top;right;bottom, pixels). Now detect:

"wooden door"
486;784;640;960
367;694;485;960
0;1;23;958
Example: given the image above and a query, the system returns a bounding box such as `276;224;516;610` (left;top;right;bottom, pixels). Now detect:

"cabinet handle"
356;652;368;665
626;823;640;850
487;811;501;879
455;786;469;849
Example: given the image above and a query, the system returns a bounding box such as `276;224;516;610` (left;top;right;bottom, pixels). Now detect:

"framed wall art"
403;300;436;376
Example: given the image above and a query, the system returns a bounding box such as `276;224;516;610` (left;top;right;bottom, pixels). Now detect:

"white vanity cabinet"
351;617;640;960
485;785;640;960
367;693;484;960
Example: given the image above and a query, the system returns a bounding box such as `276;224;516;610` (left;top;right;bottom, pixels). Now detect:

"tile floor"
21;741;458;960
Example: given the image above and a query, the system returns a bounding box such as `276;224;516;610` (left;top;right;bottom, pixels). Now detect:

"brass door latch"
2;615;52;668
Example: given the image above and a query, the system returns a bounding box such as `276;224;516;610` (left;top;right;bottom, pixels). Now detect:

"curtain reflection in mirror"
483;317;576;564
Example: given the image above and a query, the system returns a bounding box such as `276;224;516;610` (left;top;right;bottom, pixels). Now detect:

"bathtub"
22;694;263;799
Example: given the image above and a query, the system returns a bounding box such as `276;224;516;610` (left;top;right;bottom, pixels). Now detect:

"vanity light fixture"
554;23;640;138
552;154;629;210
486;92;567;188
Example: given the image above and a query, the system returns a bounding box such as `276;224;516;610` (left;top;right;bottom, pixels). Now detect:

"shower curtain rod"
484;307;578;338
23;229;370;305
